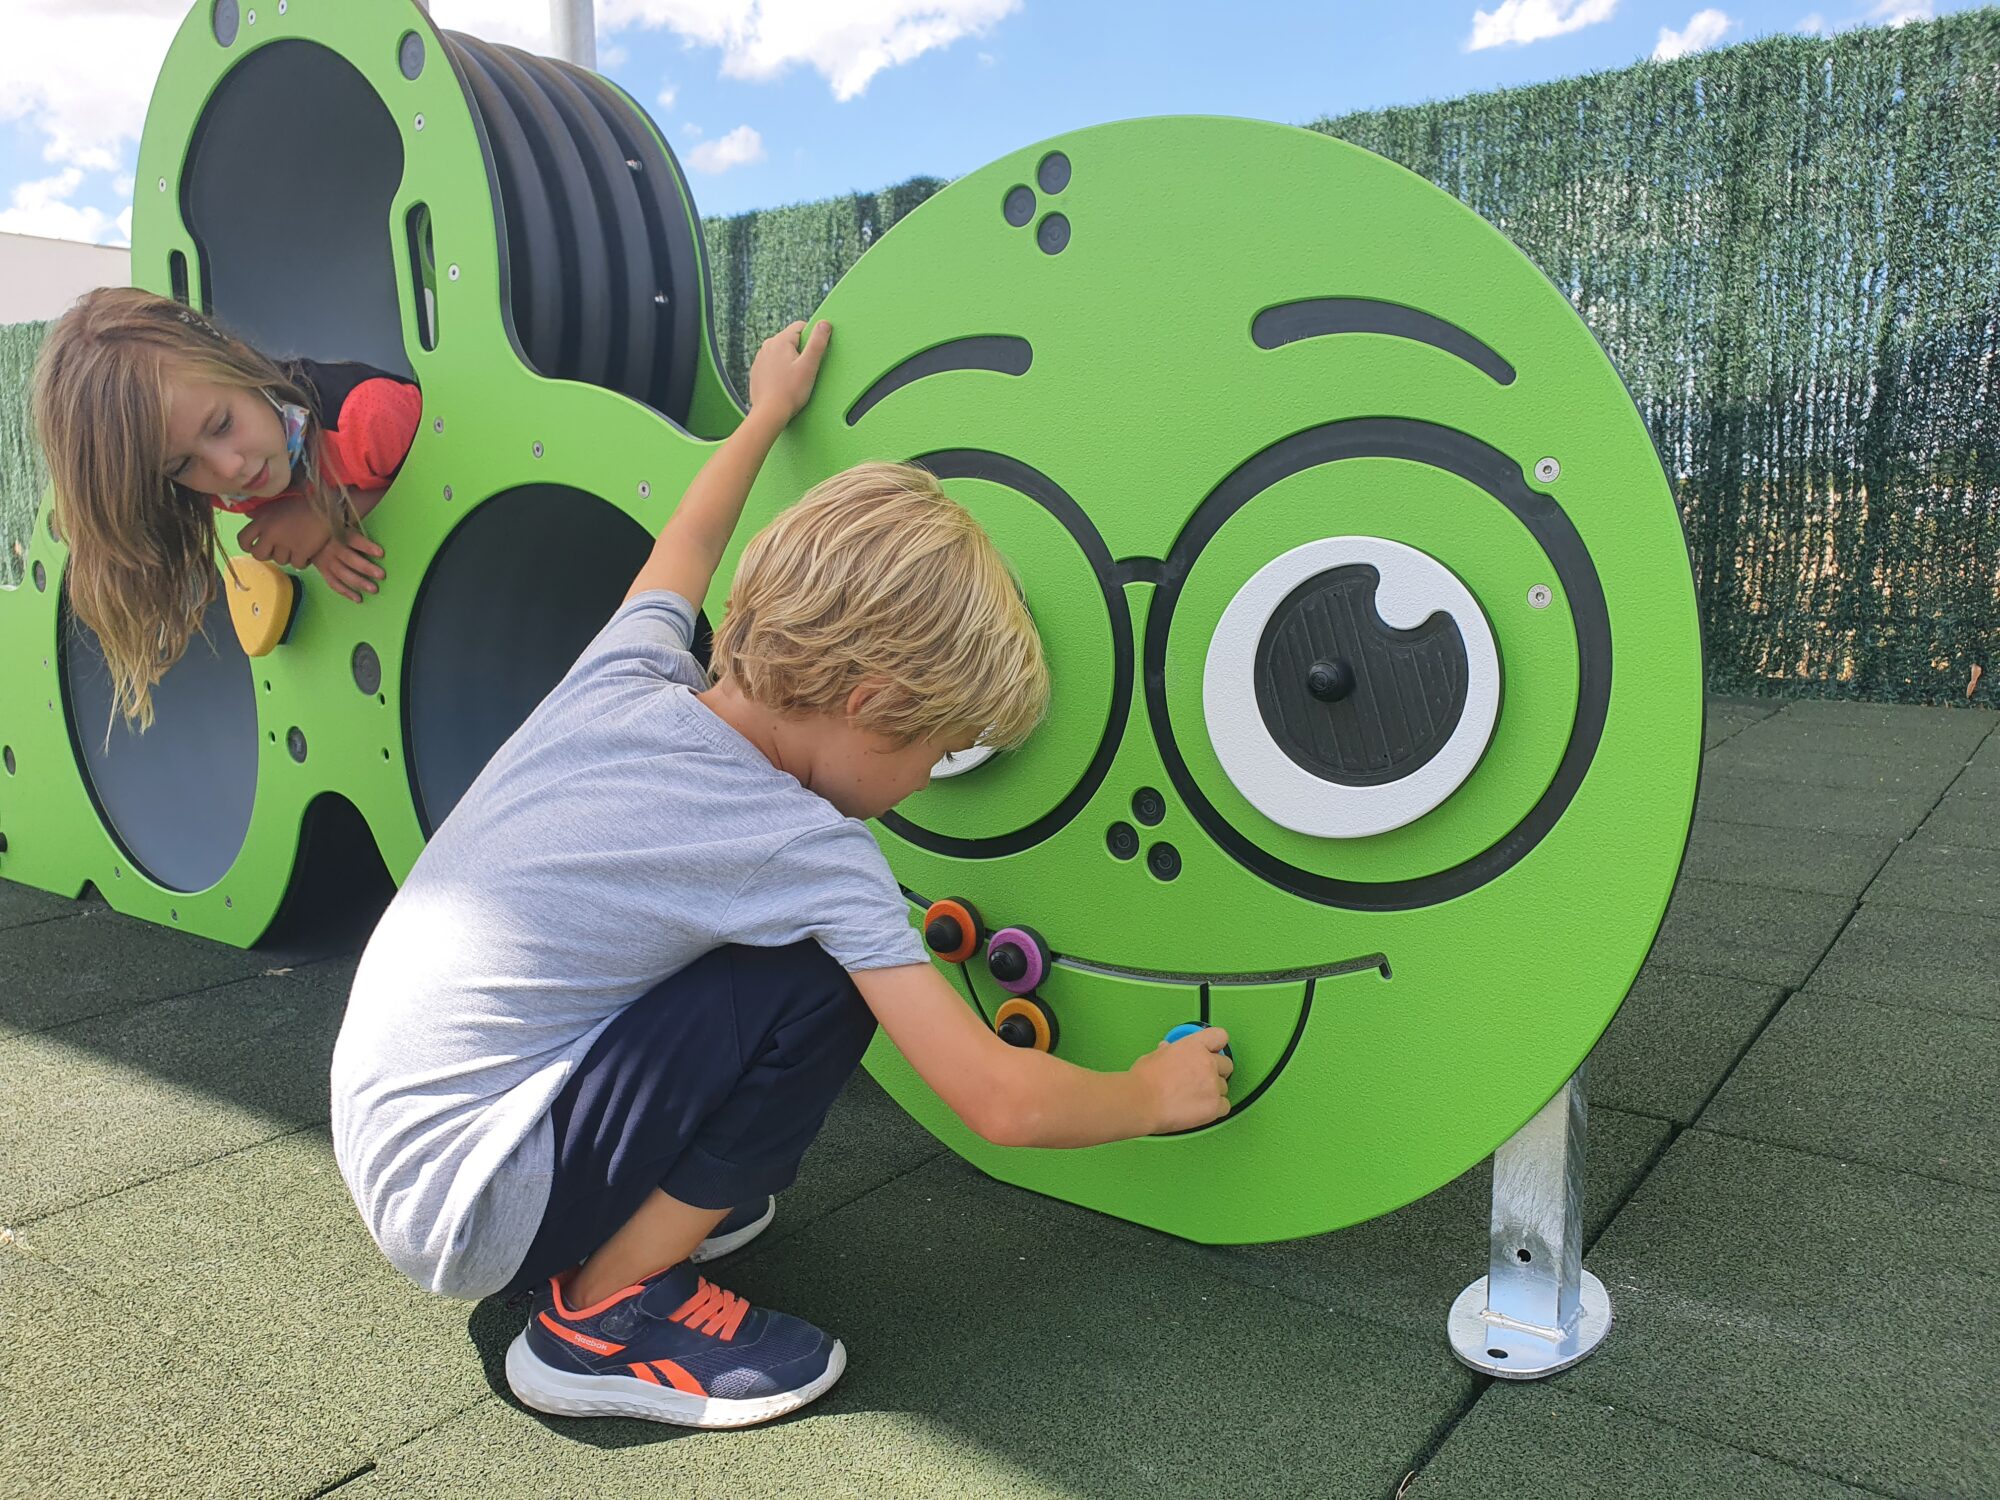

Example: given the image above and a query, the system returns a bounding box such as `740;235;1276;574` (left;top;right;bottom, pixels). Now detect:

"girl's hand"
311;532;386;603
1129;1027;1233;1134
746;320;832;426
238;497;333;569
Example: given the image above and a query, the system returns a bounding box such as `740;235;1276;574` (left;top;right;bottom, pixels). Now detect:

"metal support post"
1447;1065;1612;1377
550;0;597;68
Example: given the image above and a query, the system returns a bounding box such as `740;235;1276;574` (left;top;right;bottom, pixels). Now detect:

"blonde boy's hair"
711;462;1049;750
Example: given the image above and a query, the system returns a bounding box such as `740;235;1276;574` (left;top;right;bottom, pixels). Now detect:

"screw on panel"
1534;457;1561;483
442;484;453;501
278;0;287;13
246;9;256;24
157;178;167;192
638;481;651;498
447;264;460;281
626;158;642;171
432;417;444;433
414;113;426;131
653;291;668;305
1528;585;1553;609
532;442;544;459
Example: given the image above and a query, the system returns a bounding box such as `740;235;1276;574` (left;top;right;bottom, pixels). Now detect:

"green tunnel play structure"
0;0;1702;1250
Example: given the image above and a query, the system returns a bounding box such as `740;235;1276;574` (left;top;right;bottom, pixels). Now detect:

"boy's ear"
843;681;881;722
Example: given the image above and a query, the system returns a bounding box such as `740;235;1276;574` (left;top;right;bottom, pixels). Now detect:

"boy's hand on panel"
1130;1027;1233;1134
747;320;832;426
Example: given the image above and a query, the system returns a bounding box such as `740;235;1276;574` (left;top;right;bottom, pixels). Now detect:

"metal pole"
1447;1065;1613;1377
549;0;597;68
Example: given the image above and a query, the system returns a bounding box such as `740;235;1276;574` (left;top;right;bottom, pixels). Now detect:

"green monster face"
733;118;1702;1243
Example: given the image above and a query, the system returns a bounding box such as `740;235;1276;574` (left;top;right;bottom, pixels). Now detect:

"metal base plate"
1448;1270;1612;1378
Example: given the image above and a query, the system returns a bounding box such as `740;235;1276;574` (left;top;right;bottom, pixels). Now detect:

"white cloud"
1866;0;1932;24
1466;0;1618;51
656;82;679;108
1654;8;1734;59
599;1;1021;100
0;1;182;171
423;1;551;50
685;123;764;173
1797;12;1830;34
0;166;131;245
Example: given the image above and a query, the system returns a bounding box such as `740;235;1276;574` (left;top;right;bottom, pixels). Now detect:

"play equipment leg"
1447;1065;1612;1378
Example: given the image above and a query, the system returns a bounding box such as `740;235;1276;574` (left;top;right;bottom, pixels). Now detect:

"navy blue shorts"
500;940;876;1296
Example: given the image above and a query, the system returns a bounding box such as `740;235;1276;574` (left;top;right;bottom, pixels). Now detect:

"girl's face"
162;377;290;499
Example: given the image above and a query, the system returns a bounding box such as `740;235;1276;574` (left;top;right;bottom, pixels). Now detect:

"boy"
329;320;1233;1430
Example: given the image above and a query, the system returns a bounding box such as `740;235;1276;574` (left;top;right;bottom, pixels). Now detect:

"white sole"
690;1197;776;1264
505;1329;846;1429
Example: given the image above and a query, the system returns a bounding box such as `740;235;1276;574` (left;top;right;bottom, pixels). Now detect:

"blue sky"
0;0;1982;242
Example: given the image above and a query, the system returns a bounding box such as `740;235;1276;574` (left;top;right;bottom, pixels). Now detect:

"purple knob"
985;926;1049;994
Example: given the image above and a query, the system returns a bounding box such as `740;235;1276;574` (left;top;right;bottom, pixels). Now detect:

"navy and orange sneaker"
692;1196;776;1263
505;1259;845;1428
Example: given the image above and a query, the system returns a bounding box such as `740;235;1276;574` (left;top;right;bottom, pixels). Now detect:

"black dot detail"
1131;787;1165;826
1106;821;1138;860
213;0;240;47
352;642;382;696
399;30;426;79
1037;214;1071;256
1003;185;1035;227
1037;152;1071;194
286;727;307;764
32;560;46;592
1147;842;1182;881
3;745;14;775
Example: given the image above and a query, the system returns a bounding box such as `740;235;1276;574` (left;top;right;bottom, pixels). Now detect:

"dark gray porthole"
3;745;14;775
183;39;410;375
1037;151;1071;194
61;581;257;893
352;641;382;696
399;30;425;79
32;560;46;592
1037;214;1070;256
1004;185;1035;227
406;485;653;832
286;727;307;763
213;0;239;47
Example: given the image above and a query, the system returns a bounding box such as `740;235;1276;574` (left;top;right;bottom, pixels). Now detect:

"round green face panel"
733;118;1703;1244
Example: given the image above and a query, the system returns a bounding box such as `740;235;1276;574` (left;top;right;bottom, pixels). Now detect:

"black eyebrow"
1252;299;1515;385
845;336;1033;426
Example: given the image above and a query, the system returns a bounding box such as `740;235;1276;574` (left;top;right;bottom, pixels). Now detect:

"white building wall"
0;232;130;325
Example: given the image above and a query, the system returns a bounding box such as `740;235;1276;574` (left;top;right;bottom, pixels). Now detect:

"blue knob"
1164;1021;1231;1057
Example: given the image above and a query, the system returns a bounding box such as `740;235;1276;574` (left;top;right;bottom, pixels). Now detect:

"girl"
31;287;421;728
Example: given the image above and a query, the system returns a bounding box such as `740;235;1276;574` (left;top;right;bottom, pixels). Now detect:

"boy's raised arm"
625;319;832;607
850;961;1232;1149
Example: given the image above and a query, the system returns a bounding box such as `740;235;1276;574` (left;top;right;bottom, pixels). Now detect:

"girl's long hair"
31;288;351;728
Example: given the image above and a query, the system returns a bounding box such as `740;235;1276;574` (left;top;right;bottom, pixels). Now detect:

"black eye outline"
877;449;1134;859
1142;416;1613;913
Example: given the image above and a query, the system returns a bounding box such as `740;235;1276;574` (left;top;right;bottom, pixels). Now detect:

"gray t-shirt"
329;590;926;1298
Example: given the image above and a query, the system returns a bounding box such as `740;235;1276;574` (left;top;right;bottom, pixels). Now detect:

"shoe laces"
668;1275;750;1341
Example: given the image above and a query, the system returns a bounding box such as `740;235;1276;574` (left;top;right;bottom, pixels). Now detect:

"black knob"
924;915;964;954
1307;658;1355;702
997;1014;1038;1047
989;944;1028;983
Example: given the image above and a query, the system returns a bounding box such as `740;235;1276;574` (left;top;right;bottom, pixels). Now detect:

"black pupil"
990;945;1027;981
925;916;963;952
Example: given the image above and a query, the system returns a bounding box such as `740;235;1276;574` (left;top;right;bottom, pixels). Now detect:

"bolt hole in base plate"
1447;1270;1612;1378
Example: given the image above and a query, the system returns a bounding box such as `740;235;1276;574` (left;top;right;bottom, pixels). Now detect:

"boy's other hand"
1131;1027;1233;1134
312;531;386;602
747;320;832;426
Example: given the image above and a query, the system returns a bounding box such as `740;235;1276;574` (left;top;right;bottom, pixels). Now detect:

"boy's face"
811;722;979;822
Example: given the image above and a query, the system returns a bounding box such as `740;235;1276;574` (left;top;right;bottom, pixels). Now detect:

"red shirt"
211;364;421;515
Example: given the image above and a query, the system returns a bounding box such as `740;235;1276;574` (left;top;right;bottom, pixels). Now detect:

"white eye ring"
1201;536;1499;839
932;742;999;778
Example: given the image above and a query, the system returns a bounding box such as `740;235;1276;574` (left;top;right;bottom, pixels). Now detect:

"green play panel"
0;1;1701;1245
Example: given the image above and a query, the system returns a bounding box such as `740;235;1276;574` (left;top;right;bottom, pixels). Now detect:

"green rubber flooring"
3;696;1995;1499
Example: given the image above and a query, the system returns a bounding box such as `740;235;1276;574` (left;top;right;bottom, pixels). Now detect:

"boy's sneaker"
692;1196;776;1263
505;1259;844;1428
